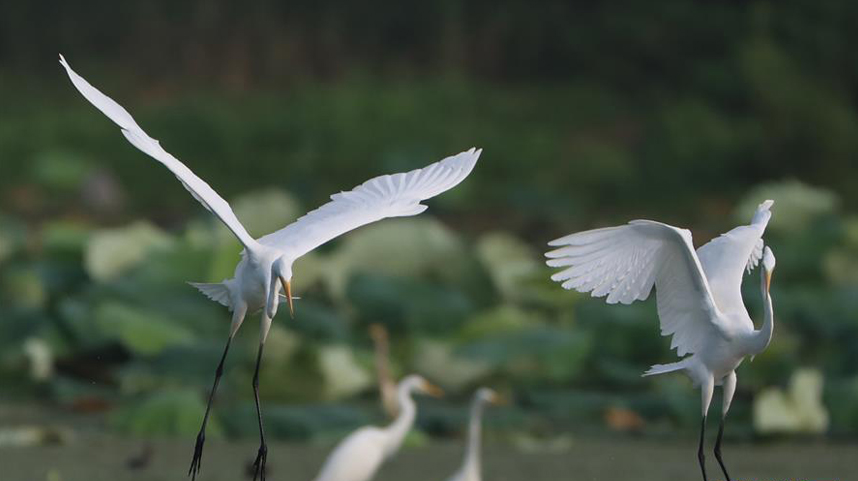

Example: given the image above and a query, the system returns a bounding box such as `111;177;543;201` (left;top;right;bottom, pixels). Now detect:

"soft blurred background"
2;1;858;480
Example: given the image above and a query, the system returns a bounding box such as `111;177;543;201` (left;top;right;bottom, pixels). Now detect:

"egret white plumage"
59;54;480;481
311;375;443;481
545;200;776;481
444;388;501;481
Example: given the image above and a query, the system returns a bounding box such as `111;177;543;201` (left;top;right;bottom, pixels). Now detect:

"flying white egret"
58;54;480;481
311;374;443;481
545;200;776;481
444;388;501;481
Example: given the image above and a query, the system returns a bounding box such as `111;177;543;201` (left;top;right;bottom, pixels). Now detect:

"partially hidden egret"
311;374;443;481
369;323;399;419
444;388;501;481
545;200;776;481
58;55;480;481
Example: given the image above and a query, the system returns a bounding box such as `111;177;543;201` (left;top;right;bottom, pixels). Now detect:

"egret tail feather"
643;359;689;377
189;282;232;309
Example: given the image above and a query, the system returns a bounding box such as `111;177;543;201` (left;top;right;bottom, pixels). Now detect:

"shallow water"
0;433;852;481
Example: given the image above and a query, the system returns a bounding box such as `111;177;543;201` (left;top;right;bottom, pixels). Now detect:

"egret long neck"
748;270;774;355
373;327;398;418
461;397;485;478
381;384;416;457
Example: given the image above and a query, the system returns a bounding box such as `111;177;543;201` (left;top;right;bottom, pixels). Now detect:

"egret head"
401;374;444;398
762;246;776;291
272;256;294;318
475;387;503;405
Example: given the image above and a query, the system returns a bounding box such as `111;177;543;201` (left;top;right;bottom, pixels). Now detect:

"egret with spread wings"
546;201;776;481
59;54;481;481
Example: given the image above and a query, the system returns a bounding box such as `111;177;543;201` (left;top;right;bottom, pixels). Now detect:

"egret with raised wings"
311;374;443;481
444;388;501;481
59;55;480;481
545;201;776;481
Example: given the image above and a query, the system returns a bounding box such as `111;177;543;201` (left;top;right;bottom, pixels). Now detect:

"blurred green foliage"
1;0;857;443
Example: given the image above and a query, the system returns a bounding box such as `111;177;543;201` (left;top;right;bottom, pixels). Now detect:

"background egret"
311;374;442;481
546;201;776;481
444;388;501;481
59;54;480;481
370;324;399;419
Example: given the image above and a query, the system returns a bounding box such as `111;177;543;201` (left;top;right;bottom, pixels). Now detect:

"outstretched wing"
546;220;727;356
258;148;480;258
59;55;257;250
696;199;773;317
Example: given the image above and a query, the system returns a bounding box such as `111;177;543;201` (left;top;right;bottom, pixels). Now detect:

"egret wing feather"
258;148;480;258
188;282;232;309
59;55;257;250
696;200;773;317
546;220;726;356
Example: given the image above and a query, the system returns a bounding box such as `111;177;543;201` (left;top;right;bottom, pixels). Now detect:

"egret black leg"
251;343;268;481
714;417;731;481
698;416;708;481
189;336;232;480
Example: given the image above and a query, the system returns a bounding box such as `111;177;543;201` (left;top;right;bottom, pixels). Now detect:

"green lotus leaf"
456;305;543;343
94;301;194;356
324;218;467;300
319;344;372;401
85;221;173;282
754;368;828;434
31;149;92;191
233;188;302;237
0;216;26;264
413;339;492;391
735;180;838;233
1;265;47;309
41;220;91;256
110;388;220;437
475;232;542;302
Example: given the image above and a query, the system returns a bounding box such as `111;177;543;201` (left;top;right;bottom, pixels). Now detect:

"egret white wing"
258;148;480;257
59;55;258;250
696;200;773;316
546;220;727;356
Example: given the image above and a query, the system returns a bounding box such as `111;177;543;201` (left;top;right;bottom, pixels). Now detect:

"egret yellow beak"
280;276;294;318
423;382;445;398
765;271;771;292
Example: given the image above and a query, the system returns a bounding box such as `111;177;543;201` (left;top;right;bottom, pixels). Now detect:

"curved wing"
696;200;773;316
258;148;480;258
546;220;727;356
59;55;258;250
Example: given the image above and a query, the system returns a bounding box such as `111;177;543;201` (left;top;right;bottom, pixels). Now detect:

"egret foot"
698;416;708;481
188;431;205;480
251;444;268;481
714;419;731;481
188;337;232;480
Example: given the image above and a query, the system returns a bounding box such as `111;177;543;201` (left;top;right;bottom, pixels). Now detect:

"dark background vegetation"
1;0;857;479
